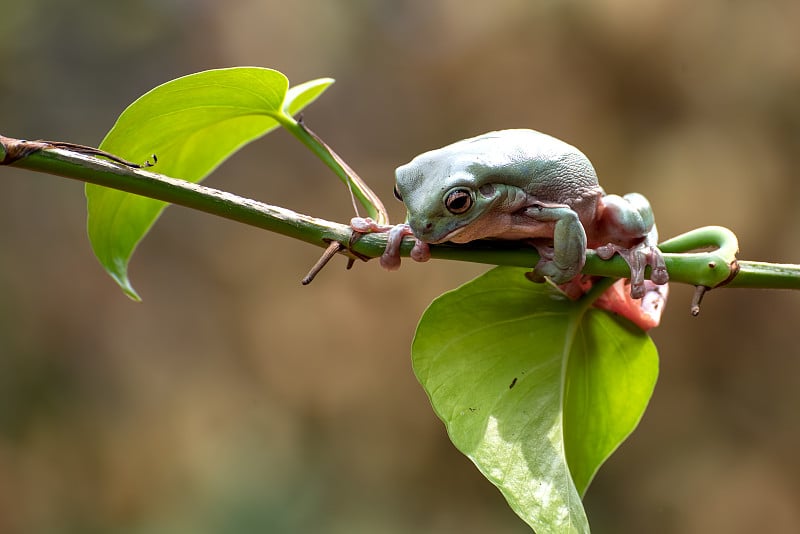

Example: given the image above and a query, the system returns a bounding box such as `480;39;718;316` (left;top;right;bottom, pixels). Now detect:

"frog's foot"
349;218;430;271
595;279;669;330
350;216;393;234
595;242;668;299
523;243;581;284
381;224;431;270
525;242;585;285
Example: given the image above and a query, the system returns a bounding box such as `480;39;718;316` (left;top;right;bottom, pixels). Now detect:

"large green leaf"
412;267;658;533
87;67;333;299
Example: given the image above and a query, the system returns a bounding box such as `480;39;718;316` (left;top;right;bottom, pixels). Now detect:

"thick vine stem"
1;137;358;250
2;135;800;291
656;226;739;288
727;261;800;289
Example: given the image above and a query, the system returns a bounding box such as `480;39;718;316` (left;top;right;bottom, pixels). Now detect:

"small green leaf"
283;77;335;116
412;267;658;533
87;67;333;299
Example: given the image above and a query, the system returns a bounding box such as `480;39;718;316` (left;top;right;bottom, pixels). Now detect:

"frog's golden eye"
393;185;403;202
445;188;474;214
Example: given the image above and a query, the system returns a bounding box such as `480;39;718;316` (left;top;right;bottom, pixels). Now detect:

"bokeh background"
2;1;799;532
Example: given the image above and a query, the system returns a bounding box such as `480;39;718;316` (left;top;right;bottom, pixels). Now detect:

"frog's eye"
445;188;474;214
393;185;403;202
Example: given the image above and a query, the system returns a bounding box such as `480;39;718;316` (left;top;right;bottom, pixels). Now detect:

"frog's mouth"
437;226;468;243
423;224;473;244
411;212;485;244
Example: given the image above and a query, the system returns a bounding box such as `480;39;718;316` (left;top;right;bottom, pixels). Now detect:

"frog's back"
449;129;601;200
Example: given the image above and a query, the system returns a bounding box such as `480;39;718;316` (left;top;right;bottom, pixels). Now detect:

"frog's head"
394;159;507;244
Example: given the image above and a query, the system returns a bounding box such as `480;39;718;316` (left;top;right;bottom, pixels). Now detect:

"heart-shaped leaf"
87;67;333;299
412;267;658;533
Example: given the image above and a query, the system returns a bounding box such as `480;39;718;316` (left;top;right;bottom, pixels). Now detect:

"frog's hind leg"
594;193;669;298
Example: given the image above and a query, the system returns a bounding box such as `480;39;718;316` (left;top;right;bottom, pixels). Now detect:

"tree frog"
353;129;669;329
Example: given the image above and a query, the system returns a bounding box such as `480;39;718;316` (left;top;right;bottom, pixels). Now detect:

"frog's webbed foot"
595;241;668;299
350;217;430;271
381;223;431;270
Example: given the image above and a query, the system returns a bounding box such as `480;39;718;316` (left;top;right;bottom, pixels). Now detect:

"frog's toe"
595;244;617;261
350;217;380;233
410;240;431;262
646;247;669;285
379;251;402;271
651;264;669;285
595;242;669;297
375;223;416;271
629;280;647;299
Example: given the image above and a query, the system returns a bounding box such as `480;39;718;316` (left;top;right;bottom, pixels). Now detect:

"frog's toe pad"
595;244;617;261
379;252;402;271
651;265;669;285
410;240;431;262
629;282;647;300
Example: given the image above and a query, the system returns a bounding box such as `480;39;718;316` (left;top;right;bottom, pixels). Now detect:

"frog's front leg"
594;193;669;298
524;202;587;284
350;217;431;270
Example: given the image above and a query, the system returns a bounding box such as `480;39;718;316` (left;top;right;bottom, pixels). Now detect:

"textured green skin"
395;129;664;289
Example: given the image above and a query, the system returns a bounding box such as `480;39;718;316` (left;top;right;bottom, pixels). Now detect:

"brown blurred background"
1;1;799;532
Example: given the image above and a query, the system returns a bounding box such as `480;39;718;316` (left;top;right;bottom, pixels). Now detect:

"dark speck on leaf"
509;377;518;389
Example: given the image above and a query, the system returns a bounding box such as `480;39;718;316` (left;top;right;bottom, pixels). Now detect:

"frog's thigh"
525;203;587;281
601;193;654;237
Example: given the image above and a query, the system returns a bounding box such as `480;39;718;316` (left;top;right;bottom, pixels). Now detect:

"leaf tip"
110;271;142;302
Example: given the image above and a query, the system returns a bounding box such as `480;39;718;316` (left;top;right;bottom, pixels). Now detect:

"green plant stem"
727;261;800;289
7;142;354;247
3;136;800;290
